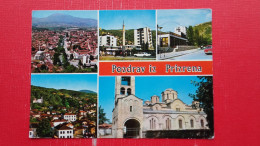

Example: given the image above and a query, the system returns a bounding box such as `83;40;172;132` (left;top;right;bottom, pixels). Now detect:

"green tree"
36;118;53;137
40;64;47;71
53;53;60;65
64;65;76;73
78;60;83;66
189;76;213;132
194;28;200;46
98;106;109;125
70;54;74;60
90;55;94;61
186;26;194;45
131;48;137;55
152;30;156;49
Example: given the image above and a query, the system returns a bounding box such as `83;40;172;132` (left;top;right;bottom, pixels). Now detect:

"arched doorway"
124;119;140;138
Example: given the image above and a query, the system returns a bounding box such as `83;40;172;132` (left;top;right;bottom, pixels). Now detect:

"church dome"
165;88;175;91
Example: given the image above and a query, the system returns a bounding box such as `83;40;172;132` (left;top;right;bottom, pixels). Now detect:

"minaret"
122;20;125;46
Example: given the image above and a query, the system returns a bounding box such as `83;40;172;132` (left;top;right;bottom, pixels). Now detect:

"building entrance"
124;119;140;138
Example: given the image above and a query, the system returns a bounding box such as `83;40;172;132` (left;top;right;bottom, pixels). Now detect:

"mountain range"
32;13;97;28
79;90;97;94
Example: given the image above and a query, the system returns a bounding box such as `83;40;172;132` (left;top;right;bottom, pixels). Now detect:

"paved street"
172;50;212;60
158;49;212;61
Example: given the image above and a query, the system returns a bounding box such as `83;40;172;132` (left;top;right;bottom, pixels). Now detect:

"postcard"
30;9;213;139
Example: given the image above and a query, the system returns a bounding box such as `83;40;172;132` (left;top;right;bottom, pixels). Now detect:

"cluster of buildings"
111;76;208;138
99;22;154;56
65;30;97;56
29;100;97;138
158;26;193;52
31;29;98;72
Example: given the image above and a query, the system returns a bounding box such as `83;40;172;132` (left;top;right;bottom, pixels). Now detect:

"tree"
131;48;137;55
70;54;74;60
40;64;47;71
36;118;53;137
186;26;194;45
78;59;83;66
53;53;60;65
98;106;109;125
189;76;213;132
64;65;76;73
90;55;94;61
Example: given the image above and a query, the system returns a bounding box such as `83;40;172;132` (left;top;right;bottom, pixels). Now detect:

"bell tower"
112;76;143;138
115;76;135;99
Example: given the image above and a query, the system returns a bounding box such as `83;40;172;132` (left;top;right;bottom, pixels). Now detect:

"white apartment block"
134;27;153;49
63;113;76;122
99;35;117;47
174;26;187;36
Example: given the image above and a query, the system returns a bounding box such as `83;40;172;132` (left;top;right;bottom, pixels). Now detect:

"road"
168;50;212;60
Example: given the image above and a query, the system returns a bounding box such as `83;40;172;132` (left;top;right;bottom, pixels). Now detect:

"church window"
166;118;171;130
201;119;204;128
190;119;194;128
127;88;131;95
179;119;183;129
176;108;180;111
153;119;156;129
120;87;125;95
130;106;132;112
121;77;131;86
150;118;156;130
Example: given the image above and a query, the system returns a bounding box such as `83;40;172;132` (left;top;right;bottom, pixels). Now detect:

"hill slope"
194;21;212;45
31;85;97;110
79;90;97;94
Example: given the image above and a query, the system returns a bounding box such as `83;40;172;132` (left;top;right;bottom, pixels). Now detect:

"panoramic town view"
157;9;212;60
29;74;97;138
31;11;98;73
99;10;156;61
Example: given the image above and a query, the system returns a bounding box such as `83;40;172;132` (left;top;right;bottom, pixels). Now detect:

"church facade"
112;76;208;138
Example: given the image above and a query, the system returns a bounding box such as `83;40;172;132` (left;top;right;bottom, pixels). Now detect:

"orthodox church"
112;76;208;138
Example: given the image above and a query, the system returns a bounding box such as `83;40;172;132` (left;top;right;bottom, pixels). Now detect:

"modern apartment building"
99;35;117;47
134;27;154;50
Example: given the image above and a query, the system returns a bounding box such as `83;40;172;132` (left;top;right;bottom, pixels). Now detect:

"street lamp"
157;25;163;59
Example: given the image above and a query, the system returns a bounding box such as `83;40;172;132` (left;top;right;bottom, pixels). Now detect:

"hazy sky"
99;76;202;122
32;10;97;19
99;10;156;30
31;74;97;92
157;9;212;32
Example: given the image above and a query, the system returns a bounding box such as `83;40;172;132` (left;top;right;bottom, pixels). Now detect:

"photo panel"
157;9;212;60
30;74;98;138
99;10;156;61
98;76;213;138
31;10;98;73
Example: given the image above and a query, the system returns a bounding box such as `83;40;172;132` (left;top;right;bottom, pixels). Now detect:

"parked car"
134;52;151;57
204;45;212;55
